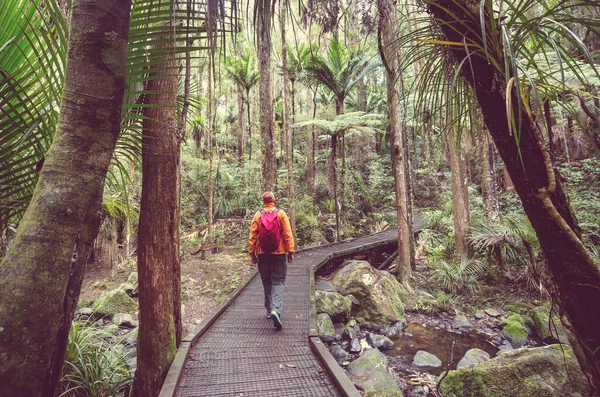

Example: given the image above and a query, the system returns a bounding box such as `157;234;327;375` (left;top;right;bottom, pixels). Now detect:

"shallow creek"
386;322;499;375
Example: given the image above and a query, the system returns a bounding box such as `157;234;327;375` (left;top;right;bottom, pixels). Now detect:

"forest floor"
80;239;253;334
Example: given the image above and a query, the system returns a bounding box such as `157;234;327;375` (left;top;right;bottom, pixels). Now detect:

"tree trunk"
237;88;245;165
0;1;131;395
331;133;340;241
280;0;295;237
478;125;499;223
134;11;181;397
378;0;413;282
258;0;276;192
333;98;343;241
446;127;471;257
307;88;316;200
207;61;214;230
291;80;296;164
428;1;600;391
246;88;253;161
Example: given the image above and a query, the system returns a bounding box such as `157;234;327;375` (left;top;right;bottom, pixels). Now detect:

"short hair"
262;191;275;203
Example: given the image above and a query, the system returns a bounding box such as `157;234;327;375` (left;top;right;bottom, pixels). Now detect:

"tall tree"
304;39;379;239
0;0;132;394
134;3;182;396
424;0;600;390
225;50;259;161
307;88;317;199
280;0;296;236
207;58;215;231
257;0;276;192
477;123;500;223
377;0;413;282
445;127;471;257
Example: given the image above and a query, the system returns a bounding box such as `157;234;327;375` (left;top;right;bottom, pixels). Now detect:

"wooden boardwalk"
160;229;399;397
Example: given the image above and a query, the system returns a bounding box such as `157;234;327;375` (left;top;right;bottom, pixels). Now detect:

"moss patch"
501;313;528;347
439;345;589;397
93;287;137;316
346;349;402;397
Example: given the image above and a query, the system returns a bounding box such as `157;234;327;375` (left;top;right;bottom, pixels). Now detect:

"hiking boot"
270;310;282;330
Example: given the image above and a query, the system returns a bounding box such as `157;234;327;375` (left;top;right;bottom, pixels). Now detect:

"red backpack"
258;208;281;253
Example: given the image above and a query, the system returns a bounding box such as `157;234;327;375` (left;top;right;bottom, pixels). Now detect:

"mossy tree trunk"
134;9;182;397
0;1;132;395
378;0;413;283
258;0;276;192
426;0;600;391
446;126;471;257
280;0;296;238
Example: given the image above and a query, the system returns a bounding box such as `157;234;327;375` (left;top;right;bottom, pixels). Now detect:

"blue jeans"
257;254;287;316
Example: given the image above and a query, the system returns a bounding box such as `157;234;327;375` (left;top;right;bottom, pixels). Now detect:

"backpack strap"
260;209;265;215
273;208;279;214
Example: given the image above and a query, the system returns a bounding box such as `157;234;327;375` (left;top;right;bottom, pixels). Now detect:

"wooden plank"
309;337;361;397
158;341;191;397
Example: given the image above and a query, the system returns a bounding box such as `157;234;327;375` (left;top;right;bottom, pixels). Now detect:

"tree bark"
378;0;413;282
0;1;131;395
427;1;600;391
134;11;181;397
280;0;296;238
258;0;276;192
478;124;499;223
332;98;344;241
331;133;340;241
446;127;471;257
307;88;316;199
237;88;246;166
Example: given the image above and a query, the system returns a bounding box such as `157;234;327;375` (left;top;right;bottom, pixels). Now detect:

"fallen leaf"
285;363;297;368
317;366;323;373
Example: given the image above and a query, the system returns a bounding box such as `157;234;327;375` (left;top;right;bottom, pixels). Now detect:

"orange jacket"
248;203;295;256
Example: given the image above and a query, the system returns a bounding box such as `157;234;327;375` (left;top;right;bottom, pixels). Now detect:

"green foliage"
225;48;259;94
470;214;539;273
431;257;486;294
411;290;460;313
558;158;600;247
0;0;67;226
418;209;455;258
303;39;380;107
295;198;322;246
60;320;132;397
1;0;212;229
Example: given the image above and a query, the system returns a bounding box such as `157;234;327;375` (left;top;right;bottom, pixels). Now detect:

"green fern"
431;257;486;294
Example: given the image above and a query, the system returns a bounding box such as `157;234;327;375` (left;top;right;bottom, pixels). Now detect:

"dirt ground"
80;240;255;333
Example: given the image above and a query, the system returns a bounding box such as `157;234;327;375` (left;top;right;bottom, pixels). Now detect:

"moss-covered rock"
456;348;490;369
332;260;405;329
317;313;335;343
531;305;568;344
439;345;588;396
93;287;137;316
127;271;138;285
346;349;403;397
502;313;528;348
316;290;352;321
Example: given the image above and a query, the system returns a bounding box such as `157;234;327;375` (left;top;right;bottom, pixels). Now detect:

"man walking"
249;192;295;329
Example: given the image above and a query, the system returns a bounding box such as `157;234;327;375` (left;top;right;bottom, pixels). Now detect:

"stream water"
386;322;499;374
